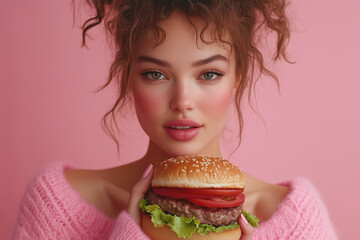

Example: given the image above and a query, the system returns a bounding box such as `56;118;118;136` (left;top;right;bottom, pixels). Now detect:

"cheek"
132;87;163;118
201;87;234;114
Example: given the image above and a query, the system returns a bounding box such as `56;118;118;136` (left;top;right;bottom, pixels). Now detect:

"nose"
170;81;194;113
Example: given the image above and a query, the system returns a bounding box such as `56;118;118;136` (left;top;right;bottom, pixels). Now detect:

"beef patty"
147;190;242;226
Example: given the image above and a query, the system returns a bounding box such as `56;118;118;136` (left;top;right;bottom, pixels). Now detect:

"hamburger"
139;155;259;239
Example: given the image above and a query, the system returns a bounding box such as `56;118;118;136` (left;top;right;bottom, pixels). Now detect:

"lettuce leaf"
139;198;239;239
139;198;148;212
241;210;260;228
197;221;239;236
171;215;200;238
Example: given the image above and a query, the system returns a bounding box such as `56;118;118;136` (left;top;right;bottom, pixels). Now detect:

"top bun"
151;155;245;189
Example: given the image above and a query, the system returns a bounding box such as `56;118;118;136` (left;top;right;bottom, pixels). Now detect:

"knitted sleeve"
109;211;150;240
296;179;338;240
11;162;150;240
11;162;116;239
254;178;338;240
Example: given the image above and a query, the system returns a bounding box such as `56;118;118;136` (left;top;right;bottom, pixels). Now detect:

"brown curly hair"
78;0;291;154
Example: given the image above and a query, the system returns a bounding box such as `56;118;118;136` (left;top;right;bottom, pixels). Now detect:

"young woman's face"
132;11;237;157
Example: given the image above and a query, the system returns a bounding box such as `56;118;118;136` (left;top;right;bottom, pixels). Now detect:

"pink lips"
163;119;202;141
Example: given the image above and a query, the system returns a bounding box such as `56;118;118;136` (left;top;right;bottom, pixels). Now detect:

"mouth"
168;126;198;130
163;118;202;128
163;119;202;141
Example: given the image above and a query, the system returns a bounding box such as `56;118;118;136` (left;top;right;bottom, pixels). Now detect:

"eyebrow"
192;54;228;67
137;54;228;68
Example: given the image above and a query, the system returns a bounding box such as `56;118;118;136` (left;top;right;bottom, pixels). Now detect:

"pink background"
1;0;359;239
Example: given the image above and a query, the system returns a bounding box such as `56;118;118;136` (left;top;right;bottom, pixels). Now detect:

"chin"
159;143;209;157
151;132;220;157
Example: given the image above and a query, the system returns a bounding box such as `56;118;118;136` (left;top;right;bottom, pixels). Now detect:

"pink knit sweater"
12;162;337;239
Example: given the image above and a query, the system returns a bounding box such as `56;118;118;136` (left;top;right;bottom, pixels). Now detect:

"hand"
238;213;254;240
127;164;154;226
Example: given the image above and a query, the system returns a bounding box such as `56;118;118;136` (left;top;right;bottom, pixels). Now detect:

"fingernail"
241;214;249;225
142;164;153;178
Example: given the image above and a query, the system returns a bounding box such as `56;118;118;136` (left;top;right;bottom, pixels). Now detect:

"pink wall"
1;0;359;239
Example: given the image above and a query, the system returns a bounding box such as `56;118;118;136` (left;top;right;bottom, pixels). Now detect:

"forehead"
135;11;233;59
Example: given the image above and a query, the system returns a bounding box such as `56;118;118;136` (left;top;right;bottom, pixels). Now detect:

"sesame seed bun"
151;155;245;189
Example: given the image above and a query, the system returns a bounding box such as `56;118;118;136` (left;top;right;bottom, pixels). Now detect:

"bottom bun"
141;213;242;240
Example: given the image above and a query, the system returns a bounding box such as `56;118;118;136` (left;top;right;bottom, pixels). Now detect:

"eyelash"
199;70;224;82
141;70;167;82
140;69;225;82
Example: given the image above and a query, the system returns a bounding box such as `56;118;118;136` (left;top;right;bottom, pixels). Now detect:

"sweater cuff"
109;211;149;240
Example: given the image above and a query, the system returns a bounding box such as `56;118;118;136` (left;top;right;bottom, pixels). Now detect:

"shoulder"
254;178;338;240
21;161;113;217
16;162;74;221
63;159;146;218
21;161;120;221
244;176;290;222
16;162;104;218
279;178;336;229
278;178;329;213
13;162;115;239
64;166;109;206
24;161;71;197
21;161;108;212
64;164;129;218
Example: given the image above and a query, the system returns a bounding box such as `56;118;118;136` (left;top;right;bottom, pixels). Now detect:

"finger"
238;213;254;240
127;165;154;225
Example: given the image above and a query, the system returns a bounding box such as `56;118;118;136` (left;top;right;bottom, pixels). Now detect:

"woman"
12;0;337;239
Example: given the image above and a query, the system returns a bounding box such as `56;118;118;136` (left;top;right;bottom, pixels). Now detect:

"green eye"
141;71;166;80
149;72;164;79
200;71;223;81
203;72;215;80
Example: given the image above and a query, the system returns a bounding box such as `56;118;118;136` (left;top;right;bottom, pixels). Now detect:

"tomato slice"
184;188;243;196
186;193;245;208
152;188;243;199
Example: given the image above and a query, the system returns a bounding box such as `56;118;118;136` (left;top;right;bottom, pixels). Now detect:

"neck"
138;140;173;168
